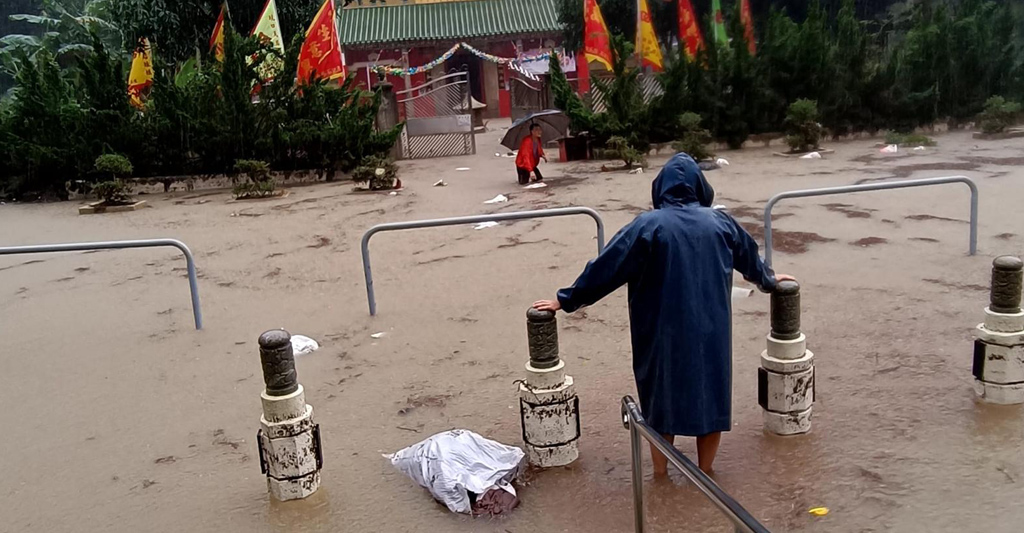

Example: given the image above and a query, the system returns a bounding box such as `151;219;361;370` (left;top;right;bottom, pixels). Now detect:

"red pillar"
575;51;590;95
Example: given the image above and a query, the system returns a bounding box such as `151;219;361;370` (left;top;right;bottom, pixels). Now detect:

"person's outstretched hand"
533;299;562;312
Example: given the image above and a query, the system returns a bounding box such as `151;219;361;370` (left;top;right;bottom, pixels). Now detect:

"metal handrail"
360;207;606;316
621;396;770;533
0;239;203;329
396;79;469;104
395;71;468;97
763;175;978;266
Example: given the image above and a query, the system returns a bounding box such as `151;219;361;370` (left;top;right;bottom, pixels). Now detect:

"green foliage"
606;135;646;168
883;131;936;146
549;52;592;135
589;35;650;151
784;99;823;152
977;96;1022;134
671;112;713;162
0;30;401;198
232;159;275;199
92;178;133;204
351;155;399;191
94;153;132;177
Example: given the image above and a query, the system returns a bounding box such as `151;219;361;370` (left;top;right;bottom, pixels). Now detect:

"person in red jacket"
515;124;547;185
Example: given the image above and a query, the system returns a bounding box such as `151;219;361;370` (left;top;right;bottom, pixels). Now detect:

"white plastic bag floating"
880;144;899;153
799;151;822;159
386;429;525;514
715;157;730;166
290;335;319;356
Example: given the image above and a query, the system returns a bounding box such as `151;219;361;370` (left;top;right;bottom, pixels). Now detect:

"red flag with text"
741;0;756;55
297;0;346;85
583;0;614;70
678;0;704;61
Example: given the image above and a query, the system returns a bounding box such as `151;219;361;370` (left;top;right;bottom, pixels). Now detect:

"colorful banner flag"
210;3;227;62
678;0;705;61
250;0;285;80
127;37;154;109
635;0;664;71
297;0;346;84
583;0;613;70
740;0;756;55
712;0;729;47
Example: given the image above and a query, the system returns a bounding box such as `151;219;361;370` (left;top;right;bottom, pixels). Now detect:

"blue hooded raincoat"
556;153;777;436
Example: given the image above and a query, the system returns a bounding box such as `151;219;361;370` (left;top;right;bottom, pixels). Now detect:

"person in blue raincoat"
534;153;791;475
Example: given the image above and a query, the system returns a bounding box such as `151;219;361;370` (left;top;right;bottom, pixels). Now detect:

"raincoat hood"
651;153;715;209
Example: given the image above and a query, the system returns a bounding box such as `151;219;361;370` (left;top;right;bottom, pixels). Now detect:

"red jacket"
516;136;544;171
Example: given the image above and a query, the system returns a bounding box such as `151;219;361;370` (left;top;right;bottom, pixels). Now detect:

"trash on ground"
808;507;830;517
800;151;822;159
385;429;525;515
716;157;730;166
880;144;899;153
484;194;509;204
433;179;448;187
522;182;547;189
494;153;502;157
456;167;470;171
370;332;386;339
913;146;927;151
698;161;720;171
474;221;500;230
732;287;754;300
628;167;644;174
388;191;398;196
290;335;319;356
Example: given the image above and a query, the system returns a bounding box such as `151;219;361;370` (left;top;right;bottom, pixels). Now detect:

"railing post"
0;239;203;330
360;207;606;316
519;308;581;467
763;176;979;267
972;256;1024;404
630;417;646;533
759;280;815;435
256;329;323;501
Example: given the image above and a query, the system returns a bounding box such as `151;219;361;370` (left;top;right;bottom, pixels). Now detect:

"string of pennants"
370;42;545;81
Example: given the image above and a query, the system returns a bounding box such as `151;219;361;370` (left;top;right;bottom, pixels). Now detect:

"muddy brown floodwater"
2;128;1024;532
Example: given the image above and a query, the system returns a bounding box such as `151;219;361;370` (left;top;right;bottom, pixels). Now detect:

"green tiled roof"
338;0;562;47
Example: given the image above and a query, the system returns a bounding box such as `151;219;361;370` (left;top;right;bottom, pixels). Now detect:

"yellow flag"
249;0;285;80
127;37;154;108
636;0;664;71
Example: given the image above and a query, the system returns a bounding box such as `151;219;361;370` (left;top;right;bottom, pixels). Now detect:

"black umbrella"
500;110;570;151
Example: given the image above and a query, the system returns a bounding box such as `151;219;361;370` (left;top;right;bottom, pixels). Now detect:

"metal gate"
510;74;546;121
396;72;475;159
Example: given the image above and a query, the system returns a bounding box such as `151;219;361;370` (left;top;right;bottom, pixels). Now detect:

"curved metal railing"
621;396;771;533
763;175;978;266
0;239;203;329
360;207;606;316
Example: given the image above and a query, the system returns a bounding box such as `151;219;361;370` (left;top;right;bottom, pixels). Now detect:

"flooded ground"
2;127;1023;532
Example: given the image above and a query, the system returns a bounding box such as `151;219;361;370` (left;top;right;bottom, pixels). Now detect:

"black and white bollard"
256;329;323;501
759;280;815;435
519;309;580;467
973;256;1024;404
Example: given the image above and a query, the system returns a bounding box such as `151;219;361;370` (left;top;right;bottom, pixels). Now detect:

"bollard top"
259;329;292;350
993;256;1024;272
775;279;800;295
527;308;556;322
